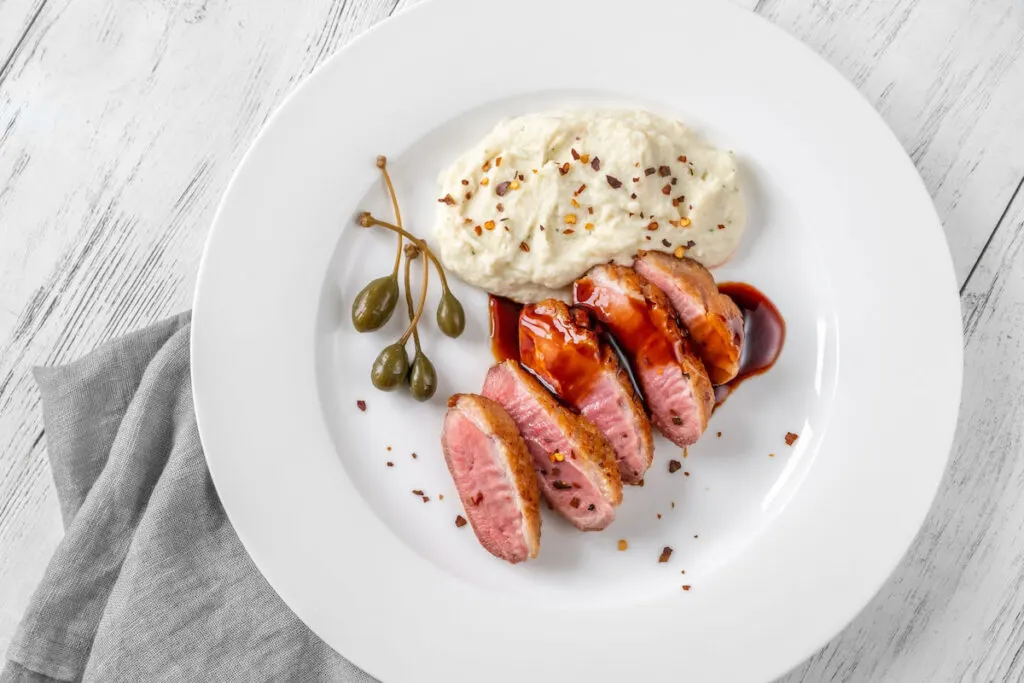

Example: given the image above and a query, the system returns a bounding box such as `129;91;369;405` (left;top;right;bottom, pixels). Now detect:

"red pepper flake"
464;191;473;200
356;400;367;412
785;432;799;446
645;166;656;176
717;224;726;230
571;148;580;160
438;194;456;205
412;489;424;496
590;157;601;171
630;193;637;200
386;446;392;451
455;515;467;527
481;160;491;172
421;495;430;503
632;177;640;183
563;228;575;235
474;225;482;236
517;173;525;181
671;501;675;508
559;162;571;175
574;183;587;196
661;184;672;195
604;175;622;189
461;179;469;186
657;513;662;519
682;585;692;591
587;206;594;215
386;461;394;467
495;156;503;167
495;181;511;196
438;494;444;501
658;547;673;563
684;471;690;477
569;497;581;508
637;479;645;487
519;241;530;252
645;235;651;241
717;431;722;438
411;452;418;459
661;239;671;247
658;165;671;177
553;480;572;490
496;203;504;212
678;155;687;163
668;459;682;473
647;221;659;231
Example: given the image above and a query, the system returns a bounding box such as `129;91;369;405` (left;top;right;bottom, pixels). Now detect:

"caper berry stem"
376;156;404;277
358;213;452;295
403;245;423;351
398;241;429;347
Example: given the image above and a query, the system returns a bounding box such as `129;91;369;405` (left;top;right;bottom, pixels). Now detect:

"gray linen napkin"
2;313;375;683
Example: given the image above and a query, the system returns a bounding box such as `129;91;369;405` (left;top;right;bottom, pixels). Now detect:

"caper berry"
371;342;409;391
408;351;438;401
436;292;466;338
352;276;399;332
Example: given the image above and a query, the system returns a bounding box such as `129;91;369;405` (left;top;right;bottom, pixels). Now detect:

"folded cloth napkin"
2;313;375;683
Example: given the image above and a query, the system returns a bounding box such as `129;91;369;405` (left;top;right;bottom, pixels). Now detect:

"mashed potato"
433;110;745;302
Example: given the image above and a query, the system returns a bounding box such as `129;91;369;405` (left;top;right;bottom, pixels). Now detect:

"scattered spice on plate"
671;501;676;509
785;432;799;446
455;515;467;527
421;495;430;503
617;539;628;551
769;453;775;458
682;585;692;592
683;447;688;459
684;472;690;477
571;148;580;160
668;459;682;474
412;489;424;496
659;547;673;563
386;446;392;451
356;400;367;412
657;513;662;519
386;461;394;467
438;193;456;205
438;494;444;501
717;224;726;230
717;431;722;438
411;452;418;459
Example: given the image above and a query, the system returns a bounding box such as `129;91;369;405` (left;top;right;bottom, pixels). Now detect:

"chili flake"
571;148;580;160
645;167;656;176
356;400;367;411
519;241;530;252
482;160;491;171
659;547;673;563
605;175;622;188
661;184;672;195
785;432;799;446
474;225;482;236
574;183;587;196
717;224;726;230
386;461;393;467
668;459;682;473
559;162;571;175
658;165;671;176
590;157;601;171
495;156;502;167
455;515;467;528
569;497;581;508
495;181;511;196
438;194;456;205
647;221;659;231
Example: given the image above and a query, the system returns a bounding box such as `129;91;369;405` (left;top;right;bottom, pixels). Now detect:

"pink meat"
482;360;622;531
634;251;745;385
519;299;653;484
573;264;714;447
441;394;541;563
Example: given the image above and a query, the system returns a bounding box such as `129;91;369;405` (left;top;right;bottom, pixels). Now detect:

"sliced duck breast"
519;299;653;484
441;394;541;563
573;264;714;447
634;251;745;384
482;360;622;531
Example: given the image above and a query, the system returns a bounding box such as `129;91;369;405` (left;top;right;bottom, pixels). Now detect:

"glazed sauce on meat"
573;278;680;371
714;283;785;407
489;295;523;362
519;302;602;406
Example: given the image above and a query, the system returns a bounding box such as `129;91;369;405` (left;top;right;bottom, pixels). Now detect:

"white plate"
191;0;963;680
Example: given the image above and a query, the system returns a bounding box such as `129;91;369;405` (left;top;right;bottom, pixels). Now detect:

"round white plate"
191;0;963;680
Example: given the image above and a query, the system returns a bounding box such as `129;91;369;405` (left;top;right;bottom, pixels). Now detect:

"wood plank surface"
0;0;1022;679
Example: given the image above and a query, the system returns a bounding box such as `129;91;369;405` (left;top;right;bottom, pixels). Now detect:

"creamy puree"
432;110;746;303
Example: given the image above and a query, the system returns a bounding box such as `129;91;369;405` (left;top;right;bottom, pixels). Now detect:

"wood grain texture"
0;0;1022;679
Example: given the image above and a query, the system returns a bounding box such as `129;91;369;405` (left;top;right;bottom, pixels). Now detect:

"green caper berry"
352;275;399;332
436;292;466;338
407;351;438;401
371;342;409;391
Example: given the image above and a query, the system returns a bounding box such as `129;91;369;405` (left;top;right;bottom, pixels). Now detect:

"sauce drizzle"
713;282;785;406
489;295;523;362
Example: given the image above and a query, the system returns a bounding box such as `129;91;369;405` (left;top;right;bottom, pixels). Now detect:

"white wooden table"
1;0;1022;679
